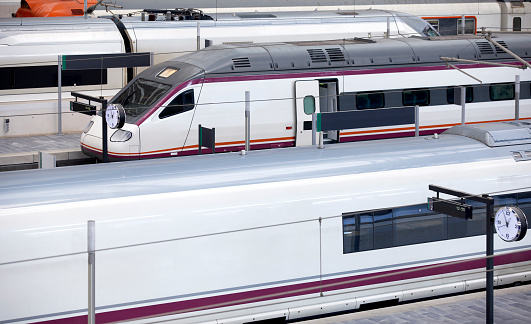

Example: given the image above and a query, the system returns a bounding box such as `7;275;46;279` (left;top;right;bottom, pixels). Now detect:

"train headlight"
83;121;94;133
110;129;133;142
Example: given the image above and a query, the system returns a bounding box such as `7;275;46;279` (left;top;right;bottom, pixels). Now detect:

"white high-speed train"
80;32;531;161
0;9;436;136
103;0;531;35
1;121;531;324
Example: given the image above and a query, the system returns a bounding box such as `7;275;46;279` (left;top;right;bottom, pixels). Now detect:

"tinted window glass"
113;78;171;123
356;92;385;109
159;89;195;119
343;213;373;253
403;89;429;106
490;83;514;101
303;95;316;115
394;204;446;246
447;86;474;104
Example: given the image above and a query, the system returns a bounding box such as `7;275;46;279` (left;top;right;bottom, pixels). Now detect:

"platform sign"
317;106;416;132
429;197;473;219
62;52;151;70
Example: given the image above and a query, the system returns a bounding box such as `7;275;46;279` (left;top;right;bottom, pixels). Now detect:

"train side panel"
1;155;531;323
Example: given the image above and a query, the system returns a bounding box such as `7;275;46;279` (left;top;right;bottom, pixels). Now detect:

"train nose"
80;117;140;161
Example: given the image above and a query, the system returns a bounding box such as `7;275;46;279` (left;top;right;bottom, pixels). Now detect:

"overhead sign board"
429;197;473;219
62;52;151;70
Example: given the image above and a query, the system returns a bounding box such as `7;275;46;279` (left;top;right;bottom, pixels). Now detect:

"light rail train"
81;32;531;161
1;121;531;323
0;10;436;136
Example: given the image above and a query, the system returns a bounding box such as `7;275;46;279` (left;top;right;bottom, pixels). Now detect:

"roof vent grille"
477;42;494;55
326;48;345;62
232;57;251;68
495;41;508;54
308;49;328;63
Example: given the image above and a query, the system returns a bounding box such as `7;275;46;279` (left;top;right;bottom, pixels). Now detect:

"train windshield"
113;78;171;124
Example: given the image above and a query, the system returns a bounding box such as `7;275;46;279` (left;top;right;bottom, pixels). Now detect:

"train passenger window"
403;89;429;106
373;210;393;249
303;95;316;115
490;83;515;101
356;92;384;109
341;190;531;255
456;18;476;35
447;86;473;104
517;192;531;217
393;204;446;246
0;65;107;90
343;212;374;253
159;89;195;119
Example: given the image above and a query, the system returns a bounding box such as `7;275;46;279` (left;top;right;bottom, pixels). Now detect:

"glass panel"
465;199;486;236
517;192;531;217
403;89;429;106
356;92;385;110
447;86;473;104
113;78;171;124
343;213;373;253
457;18;476;34
490;83;515;101
159;89;195;119
303;95;316;115
374;209;393;249
394;204;446;246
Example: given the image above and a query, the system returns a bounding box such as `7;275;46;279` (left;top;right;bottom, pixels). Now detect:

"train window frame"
159;89;195;119
403;88;430;106
447;86;474;104
490;83;515;101
456;18;476;35
356;91;385;110
114;78;172;124
303;95;316;115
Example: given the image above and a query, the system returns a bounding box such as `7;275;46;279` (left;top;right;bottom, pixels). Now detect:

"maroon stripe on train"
37;249;531;323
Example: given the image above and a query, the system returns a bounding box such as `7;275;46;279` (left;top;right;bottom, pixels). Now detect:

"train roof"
1;122;531;209
171;33;531;76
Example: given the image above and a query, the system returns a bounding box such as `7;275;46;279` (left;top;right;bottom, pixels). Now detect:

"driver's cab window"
159;89;195;119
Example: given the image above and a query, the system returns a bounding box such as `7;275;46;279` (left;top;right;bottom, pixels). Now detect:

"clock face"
105;104;125;129
495;206;527;242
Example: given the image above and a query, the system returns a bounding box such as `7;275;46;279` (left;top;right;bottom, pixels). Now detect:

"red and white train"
81;32;531;161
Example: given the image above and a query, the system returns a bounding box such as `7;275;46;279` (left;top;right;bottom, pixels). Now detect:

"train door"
295;80;321;146
319;80;339;143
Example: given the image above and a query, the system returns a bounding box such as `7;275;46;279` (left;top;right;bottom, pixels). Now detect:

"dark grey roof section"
172;32;531;76
443;122;531;147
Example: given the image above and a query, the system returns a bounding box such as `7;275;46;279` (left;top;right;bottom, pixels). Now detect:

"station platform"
303;284;531;324
0;133;94;171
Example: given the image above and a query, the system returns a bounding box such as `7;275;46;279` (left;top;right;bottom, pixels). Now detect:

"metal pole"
461;15;465;35
84;0;87;19
461;86;466;125
312;113;317;145
318;132;324;149
245;91;251;152
102;98;108;163
57;56;63;135
485;196;494;324
386;17;390;38
87;220;96;324
515;75;521;120
415;105;419;137
197;22;201;51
